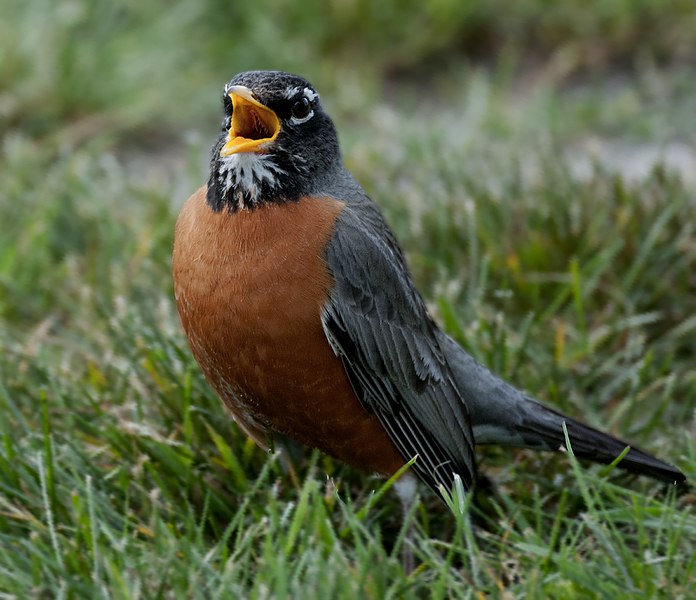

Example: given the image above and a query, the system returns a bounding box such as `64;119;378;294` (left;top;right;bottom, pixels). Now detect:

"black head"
207;71;341;212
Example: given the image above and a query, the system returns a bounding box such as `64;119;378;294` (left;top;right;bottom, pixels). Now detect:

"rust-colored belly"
172;187;405;476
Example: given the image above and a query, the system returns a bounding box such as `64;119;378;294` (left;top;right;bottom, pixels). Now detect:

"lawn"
1;1;695;597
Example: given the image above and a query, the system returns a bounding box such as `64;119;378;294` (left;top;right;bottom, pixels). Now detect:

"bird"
172;70;686;513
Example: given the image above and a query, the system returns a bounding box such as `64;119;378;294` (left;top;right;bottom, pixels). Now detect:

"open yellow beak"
220;86;281;156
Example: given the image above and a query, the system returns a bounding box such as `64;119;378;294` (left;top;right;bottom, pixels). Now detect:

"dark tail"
520;405;686;485
438;332;687;486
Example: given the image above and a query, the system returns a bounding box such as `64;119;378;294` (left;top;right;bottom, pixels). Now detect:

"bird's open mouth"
220;86;280;156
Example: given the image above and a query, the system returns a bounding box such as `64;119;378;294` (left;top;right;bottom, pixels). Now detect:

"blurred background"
1;0;695;596
4;0;696;162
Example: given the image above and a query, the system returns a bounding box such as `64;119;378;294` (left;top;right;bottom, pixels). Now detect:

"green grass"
1;1;695;597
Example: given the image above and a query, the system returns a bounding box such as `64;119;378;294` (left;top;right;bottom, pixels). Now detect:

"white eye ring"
290;109;314;125
290;96;314;125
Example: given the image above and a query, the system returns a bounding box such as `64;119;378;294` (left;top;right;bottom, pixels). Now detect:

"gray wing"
321;204;476;494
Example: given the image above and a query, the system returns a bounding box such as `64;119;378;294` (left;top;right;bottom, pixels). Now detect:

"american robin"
172;71;685;507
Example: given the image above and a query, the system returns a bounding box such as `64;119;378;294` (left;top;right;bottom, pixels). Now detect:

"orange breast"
172;187;405;476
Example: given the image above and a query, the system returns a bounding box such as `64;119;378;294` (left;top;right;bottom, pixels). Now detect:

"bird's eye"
291;97;311;120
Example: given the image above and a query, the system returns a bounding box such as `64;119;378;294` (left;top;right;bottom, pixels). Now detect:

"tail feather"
438;332;687;486
520;406;686;484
